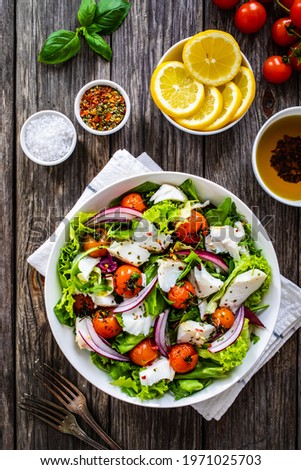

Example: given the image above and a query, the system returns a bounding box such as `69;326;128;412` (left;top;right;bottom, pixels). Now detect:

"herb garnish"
38;0;131;65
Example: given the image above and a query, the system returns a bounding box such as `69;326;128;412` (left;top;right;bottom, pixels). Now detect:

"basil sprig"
38;0;131;65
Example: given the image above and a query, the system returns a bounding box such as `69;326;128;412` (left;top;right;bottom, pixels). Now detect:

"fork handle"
70;424;107;450
77;406;122;450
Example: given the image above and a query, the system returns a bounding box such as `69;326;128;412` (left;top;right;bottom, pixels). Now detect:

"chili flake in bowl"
74;80;130;135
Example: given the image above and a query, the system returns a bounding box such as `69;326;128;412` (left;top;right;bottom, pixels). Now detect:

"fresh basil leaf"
38;30;81;64
78;0;97;27
87;0;131;34
84;31;112;61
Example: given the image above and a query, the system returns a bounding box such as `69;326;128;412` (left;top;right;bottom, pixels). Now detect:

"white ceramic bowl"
45;172;281;408
20;110;77;166
252;106;301;207
74;79;131;135
156;37;254;135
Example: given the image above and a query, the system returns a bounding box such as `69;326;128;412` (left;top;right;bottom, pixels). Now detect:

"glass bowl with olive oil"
252;107;301;207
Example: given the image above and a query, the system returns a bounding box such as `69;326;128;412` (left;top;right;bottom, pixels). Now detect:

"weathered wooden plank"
1;0;16;451
11;0;300;451
15;0;111;449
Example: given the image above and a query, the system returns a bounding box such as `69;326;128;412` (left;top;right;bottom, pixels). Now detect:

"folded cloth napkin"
27;149;301;421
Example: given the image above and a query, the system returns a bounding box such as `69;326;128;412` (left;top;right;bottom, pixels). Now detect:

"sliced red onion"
208;306;245;353
113;275;158;313
175;249;229;273
97;253;118;273
154;309;170;357
243;306;265;328
86;207;143;227
77;317;130;362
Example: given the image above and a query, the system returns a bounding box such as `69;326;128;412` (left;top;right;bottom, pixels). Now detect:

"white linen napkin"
27;149;301;420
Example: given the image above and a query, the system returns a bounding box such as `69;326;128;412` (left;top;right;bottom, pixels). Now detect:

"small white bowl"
156;37;254;136
74;79;131;135
20;110;77;166
252;106;301;207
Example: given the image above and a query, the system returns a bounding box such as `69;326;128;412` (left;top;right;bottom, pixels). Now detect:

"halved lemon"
203;82;242;131
182;30;242;87
231;66;256;121
176;86;223;130
150;61;205;118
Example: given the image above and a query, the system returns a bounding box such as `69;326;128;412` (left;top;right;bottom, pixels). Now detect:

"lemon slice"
203;82;242;131
231;66;256;121
150;61;205;118
182;30;242;86
176;86;223;130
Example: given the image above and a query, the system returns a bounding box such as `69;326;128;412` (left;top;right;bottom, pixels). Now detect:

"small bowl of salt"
20;110;77;166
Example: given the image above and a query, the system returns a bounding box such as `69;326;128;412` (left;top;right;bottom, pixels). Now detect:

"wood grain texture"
1;0;16;452
3;0;300;450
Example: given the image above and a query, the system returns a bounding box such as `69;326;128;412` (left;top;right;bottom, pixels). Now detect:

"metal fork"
19;394;106;450
34;363;122;450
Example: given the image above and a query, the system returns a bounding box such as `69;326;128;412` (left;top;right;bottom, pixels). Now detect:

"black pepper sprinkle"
270;135;301;183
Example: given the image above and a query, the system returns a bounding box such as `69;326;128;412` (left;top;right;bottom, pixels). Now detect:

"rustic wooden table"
2;0;300;451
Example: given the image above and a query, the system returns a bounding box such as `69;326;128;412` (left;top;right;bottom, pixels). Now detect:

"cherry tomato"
234;2;267;34
120;193;147;212
167;281;196;310
290;0;301;28
73;294;95;316
263;55;293;83
169;343;198;373
289;43;301;71
92;310;122;338
280;0;295;8
212;307;235;329
113;265;143;298
175;210;209;244
212;0;240;9
82;234;108;258
271;17;298;46
129;338;159;366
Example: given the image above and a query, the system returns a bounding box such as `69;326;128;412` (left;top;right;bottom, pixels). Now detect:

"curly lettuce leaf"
91;353;169;400
142;201;180;233
169;378;211;400
69;211;96;242
199;319;251;372
54;239;80;326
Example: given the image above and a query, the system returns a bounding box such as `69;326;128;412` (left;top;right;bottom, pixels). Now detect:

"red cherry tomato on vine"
234;2;267;34
288;43;301;71
212;0;240;9
263;56;293;83
290;1;301;29
271;17;298;46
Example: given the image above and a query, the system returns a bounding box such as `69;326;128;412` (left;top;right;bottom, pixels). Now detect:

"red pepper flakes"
270;135;301;183
80;85;126;131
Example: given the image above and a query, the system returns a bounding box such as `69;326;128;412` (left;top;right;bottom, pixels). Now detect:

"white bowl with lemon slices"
150;31;256;135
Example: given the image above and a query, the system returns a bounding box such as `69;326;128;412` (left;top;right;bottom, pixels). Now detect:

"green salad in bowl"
45;173;280;407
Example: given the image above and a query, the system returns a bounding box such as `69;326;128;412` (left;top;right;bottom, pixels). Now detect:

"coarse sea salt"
25;114;75;162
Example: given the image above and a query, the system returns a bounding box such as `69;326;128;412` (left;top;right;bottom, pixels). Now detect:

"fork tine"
21;394;68;419
34;367;75;406
43;363;80;396
19;395;68;428
19;403;63;431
